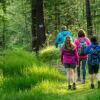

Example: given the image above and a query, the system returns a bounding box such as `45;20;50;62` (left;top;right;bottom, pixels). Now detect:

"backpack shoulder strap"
90;45;98;54
92;45;98;49
78;38;85;42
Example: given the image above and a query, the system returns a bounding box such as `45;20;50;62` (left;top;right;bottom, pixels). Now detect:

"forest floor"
0;46;100;100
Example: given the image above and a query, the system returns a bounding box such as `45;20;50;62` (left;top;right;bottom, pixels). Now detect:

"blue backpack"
88;46;99;65
78;38;87;56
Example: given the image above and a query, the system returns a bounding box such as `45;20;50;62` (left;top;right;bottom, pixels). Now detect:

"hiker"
55;25;73;48
74;29;91;84
61;36;79;90
85;36;100;89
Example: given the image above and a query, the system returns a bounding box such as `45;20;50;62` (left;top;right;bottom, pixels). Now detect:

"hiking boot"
98;81;100;89
91;84;95;89
72;83;76;90
68;85;71;90
82;79;85;84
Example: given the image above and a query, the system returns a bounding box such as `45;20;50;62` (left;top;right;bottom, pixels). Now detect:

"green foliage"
0;49;34;76
0;48;65;91
44;0;81;34
0;0;31;48
40;46;59;64
0;47;100;100
0;0;100;99
0;0;99;49
91;0;100;35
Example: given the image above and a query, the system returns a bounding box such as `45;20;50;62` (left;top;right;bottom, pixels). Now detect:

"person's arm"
74;48;79;64
86;37;91;46
74;38;79;50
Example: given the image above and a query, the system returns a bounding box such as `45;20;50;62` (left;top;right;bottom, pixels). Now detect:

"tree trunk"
0;0;6;50
54;1;60;33
31;0;46;53
85;0;93;37
0;0;6;67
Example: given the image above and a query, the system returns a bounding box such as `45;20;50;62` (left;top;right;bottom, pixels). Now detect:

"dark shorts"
64;63;76;69
88;64;99;74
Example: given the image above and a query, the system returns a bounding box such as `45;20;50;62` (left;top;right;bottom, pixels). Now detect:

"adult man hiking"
55;25;73;48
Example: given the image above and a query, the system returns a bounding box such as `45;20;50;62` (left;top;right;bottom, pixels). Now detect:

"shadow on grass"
0;88;100;100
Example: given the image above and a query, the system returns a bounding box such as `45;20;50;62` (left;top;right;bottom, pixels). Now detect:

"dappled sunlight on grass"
0;47;100;100
23;65;63;77
22;65;66;83
40;46;58;54
30;79;97;96
28;80;67;98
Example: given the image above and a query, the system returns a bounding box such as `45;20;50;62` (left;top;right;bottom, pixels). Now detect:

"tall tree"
0;0;6;50
85;0;93;37
32;0;46;53
54;0;60;32
91;0;100;36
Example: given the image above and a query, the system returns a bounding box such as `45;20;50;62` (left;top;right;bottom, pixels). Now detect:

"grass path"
0;48;100;100
50;62;99;95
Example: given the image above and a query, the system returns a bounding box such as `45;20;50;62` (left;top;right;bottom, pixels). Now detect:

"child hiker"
61;36;79;90
85;36;100;89
74;29;91;84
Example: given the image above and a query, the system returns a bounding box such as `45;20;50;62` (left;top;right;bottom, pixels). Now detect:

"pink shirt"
61;47;79;64
74;37;91;59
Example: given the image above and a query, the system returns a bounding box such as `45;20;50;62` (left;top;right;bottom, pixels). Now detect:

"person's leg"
71;64;77;90
90;74;95;89
70;69;73;83
73;68;77;90
94;64;100;89
64;64;72;89
81;58;87;83
77;58;81;81
88;64;95;89
71;68;77;83
90;74;95;88
65;64;71;89
67;68;71;89
74;68;77;83
67;68;70;85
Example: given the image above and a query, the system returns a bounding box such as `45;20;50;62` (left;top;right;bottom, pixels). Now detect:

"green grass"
0;46;100;100
40;46;60;64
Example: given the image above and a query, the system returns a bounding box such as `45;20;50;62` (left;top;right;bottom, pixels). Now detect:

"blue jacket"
55;31;73;48
85;42;100;64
